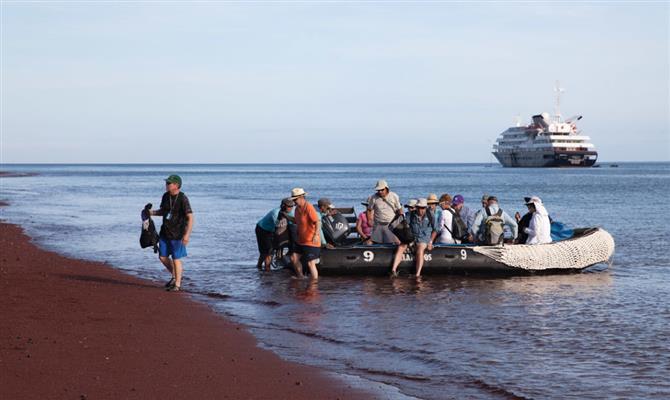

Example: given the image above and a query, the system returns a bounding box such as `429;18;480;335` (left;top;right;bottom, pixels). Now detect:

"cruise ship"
492;85;598;167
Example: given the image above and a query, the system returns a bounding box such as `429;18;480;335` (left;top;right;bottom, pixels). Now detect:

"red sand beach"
0;219;373;399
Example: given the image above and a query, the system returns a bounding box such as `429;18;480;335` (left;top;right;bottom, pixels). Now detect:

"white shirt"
437;208;458;244
525;212;552;244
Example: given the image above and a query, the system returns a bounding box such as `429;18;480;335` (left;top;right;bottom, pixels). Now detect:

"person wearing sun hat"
426;193;442;228
149;174;194;292
366;179;402;244
289;188;321;280
390;198;438;278
523;196;552;245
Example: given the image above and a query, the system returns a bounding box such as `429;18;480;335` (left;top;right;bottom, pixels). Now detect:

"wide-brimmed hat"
165;174;182;187
481;193;490;201
416;198;428;208
290;187;307;199
317;198;332;208
404;199;418;208
374;179;389;191
452;194;464;206
525;196;542;205
426;193;439;204
281;198;295;207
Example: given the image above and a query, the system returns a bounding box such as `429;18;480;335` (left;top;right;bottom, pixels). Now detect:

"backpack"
322;212;351;246
446;208;469;242
140;203;159;253
389;213;415;244
273;212;291;249
483;207;505;245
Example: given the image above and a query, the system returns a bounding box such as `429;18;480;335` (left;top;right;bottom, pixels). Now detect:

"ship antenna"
554;80;565;120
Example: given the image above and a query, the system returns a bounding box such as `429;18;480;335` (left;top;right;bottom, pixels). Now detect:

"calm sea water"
1;163;669;399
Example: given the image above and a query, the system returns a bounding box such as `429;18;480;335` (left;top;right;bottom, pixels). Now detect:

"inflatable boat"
276;227;615;276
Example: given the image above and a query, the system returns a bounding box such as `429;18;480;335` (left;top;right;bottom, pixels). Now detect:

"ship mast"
554;80;565;121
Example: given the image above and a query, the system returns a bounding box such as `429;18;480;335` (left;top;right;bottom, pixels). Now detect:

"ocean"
1;163;669;399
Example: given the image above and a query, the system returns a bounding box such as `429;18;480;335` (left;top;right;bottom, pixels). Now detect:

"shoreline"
0;215;374;399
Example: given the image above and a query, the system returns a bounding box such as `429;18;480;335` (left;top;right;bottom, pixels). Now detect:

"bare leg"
159;256;174;275
391;244;408;275
414;243;427;277
264;255;273;272
290;253;305;279
307;259;318;281
173;258;183;287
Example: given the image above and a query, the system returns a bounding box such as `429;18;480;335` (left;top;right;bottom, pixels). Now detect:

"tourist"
366;179;403;244
426;193;441;228
523;196;552;244
290;188;321;280
256;198;294;271
451;194;475;243
356;201;372;244
316;198;334;248
471;196;518;245
151;174;194;292
406;198;438;277
436;194;457;244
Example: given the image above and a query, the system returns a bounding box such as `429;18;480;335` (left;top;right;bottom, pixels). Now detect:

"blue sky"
2;2;668;163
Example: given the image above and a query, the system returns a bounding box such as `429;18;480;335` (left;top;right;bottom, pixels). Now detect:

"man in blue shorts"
150;174;194;292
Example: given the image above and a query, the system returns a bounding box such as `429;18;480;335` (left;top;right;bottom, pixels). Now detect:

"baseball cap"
165;175;182;187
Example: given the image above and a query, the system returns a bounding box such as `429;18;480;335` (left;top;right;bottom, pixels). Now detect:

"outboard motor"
322;212;350;246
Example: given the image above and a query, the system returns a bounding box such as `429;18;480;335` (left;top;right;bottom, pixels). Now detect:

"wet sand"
0;218;372;400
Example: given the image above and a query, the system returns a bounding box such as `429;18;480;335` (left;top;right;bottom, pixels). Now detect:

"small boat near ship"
492;82;598;168
274;207;615;276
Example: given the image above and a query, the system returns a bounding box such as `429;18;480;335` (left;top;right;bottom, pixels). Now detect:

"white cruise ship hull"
493;150;598;168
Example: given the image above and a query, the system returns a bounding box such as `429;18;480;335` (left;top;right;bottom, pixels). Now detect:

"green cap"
165;174;182;187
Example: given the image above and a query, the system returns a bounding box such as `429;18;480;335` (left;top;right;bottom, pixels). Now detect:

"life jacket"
483;207;505;245
322;212;350;246
140;203;159;253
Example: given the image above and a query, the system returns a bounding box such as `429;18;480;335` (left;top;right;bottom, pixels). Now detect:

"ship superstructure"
492;83;598;167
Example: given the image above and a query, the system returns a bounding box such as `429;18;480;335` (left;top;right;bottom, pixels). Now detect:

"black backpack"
140;203;159;253
445;208;469;242
389;213;415;244
273;212;291;250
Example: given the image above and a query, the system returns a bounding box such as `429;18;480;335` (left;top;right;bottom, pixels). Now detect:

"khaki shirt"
367;192;401;225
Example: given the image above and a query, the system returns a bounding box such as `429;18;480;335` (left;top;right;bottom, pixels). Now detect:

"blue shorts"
159;237;188;259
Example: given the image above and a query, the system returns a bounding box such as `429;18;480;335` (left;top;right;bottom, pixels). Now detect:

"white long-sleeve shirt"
437;208;457;244
525;212;552;244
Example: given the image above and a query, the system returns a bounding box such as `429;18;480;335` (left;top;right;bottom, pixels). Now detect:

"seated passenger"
471;196;518;245
523;196;552;245
391;198;438;278
322;203;350;246
451;194;475;242
356;201;373;244
404;199;418;219
426;193;441;228
316;198;335;249
437;193;460;244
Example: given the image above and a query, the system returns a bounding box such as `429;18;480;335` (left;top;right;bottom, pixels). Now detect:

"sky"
1;1;668;163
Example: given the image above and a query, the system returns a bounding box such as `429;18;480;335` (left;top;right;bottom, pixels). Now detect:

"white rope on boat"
473;228;615;270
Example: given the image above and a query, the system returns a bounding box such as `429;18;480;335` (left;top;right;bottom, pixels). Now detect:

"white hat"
416;198;428;208
290;187;307;199
404;199;418;208
525;195;542;205
374;179;389;191
426;193;439;204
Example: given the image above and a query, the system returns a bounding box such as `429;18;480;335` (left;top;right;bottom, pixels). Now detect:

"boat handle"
444;254;456;259
346;256;357;260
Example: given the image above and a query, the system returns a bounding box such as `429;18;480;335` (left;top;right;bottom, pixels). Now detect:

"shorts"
370;224;400;244
159;237;188;259
293;243;321;262
255;225;274;256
